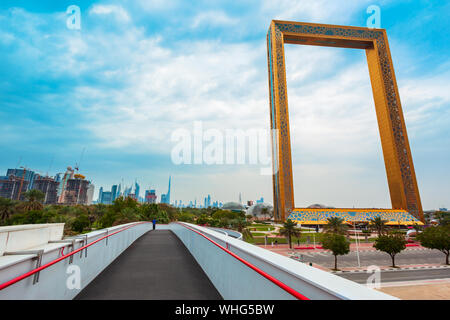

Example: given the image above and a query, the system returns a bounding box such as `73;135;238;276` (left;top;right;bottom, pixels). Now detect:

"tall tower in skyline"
161;176;171;204
135;180;140;201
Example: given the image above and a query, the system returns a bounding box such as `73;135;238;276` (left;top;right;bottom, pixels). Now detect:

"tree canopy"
321;233;350;270
417;226;450;265
374;233;407;267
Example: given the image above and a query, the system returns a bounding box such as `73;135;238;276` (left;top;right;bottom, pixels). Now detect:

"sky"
0;0;449;209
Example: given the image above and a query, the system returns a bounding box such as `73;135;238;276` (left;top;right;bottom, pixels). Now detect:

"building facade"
31;176;59;204
0;176;29;200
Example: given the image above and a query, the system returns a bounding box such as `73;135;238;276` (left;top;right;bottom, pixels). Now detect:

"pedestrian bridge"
0;222;395;300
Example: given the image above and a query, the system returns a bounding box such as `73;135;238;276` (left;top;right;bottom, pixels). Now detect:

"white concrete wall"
0;224;64;256
172;222;397;300
0;222;152;300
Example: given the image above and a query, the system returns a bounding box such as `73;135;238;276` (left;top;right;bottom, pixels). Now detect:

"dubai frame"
267;21;424;222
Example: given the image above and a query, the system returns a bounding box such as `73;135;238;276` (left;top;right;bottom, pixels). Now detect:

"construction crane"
75;147;86;205
16;166;28;201
74;147;86;173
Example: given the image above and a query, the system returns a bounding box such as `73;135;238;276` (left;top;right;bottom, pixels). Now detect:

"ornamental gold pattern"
267;20;424;223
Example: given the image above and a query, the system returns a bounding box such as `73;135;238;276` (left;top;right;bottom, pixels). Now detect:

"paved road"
338;268;450;284
75;230;222;300
296;249;446;268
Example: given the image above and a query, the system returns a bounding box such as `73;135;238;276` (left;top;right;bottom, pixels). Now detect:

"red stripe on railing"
176;222;309;300
0;222;150;291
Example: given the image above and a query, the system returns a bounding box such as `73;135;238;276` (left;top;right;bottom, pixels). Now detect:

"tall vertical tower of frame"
267;20;424;222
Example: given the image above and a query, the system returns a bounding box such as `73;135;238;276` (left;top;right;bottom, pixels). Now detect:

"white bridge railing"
172;222;396;300
0;222;152;300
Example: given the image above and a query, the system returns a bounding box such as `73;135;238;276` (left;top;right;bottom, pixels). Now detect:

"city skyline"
0;1;449;209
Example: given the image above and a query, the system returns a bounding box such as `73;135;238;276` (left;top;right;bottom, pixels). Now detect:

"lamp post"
354;221;361;268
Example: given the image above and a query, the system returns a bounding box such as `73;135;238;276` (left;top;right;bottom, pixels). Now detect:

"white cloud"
89;5;130;22
191;10;238;29
261;0;379;24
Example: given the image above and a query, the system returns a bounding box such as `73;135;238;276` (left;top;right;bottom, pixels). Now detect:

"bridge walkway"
75;230;222;300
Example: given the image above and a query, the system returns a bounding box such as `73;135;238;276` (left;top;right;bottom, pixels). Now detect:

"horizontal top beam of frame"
272;20;382;50
283;34;374;49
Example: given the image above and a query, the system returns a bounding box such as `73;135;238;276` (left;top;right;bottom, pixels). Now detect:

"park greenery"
370;216;388;237
374;233;407;267
417;225;450;265
279;219;301;249
321;232;350;270
0;191;251;236
1;190;449;269
323;217;348;235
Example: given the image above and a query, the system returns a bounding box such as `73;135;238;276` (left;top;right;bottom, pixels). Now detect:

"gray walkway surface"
75;230;222;300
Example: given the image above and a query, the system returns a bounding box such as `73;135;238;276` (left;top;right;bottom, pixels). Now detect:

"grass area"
249;226;273;231
250;232;269;236
248;234;322;245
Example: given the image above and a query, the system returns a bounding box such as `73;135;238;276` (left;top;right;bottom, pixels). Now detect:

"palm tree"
370;216;388;237
0;197;15;223
323;217;348;235
21;189;45;211
279;219;301;249
233;218;249;233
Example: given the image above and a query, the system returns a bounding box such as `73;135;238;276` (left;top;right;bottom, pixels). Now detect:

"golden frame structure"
267;20;424;222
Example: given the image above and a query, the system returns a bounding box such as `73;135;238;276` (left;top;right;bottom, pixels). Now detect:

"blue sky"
0;0;449;209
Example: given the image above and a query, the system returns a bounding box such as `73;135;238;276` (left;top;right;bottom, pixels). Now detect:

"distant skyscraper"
101;191;113;204
145;189;157;204
117;184;121;198
98;187;103;203
86;184;95;205
0;175;29;200
58;167;75;203
256;197;264;204
111;185;118;201
32;175;60;204
207;194;211;208
239;192;242;204
135;180;140;201
61;176;90;205
7;168;36;190
161;176;171;204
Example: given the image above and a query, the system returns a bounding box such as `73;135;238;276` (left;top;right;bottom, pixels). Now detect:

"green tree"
374;233;407;267
412;223;423;234
321;233;350;270
0;197;16;223
279;219;301;249
178;212;195;223
111;196;138;213
20;189;45;212
434;211;450;227
196;214;209;225
323;217;348;235
417;226;450;265
231;218;249;232
71;214;90;233
140;203;159;220
370;216;388;237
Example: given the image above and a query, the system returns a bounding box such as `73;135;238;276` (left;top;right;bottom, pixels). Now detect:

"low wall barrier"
171;222;396;300
0;222;152;300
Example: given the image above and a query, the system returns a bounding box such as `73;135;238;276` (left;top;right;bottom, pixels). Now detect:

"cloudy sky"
0;0;449;209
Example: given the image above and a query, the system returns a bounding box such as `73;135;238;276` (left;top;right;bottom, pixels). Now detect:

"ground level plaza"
288;208;423;225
